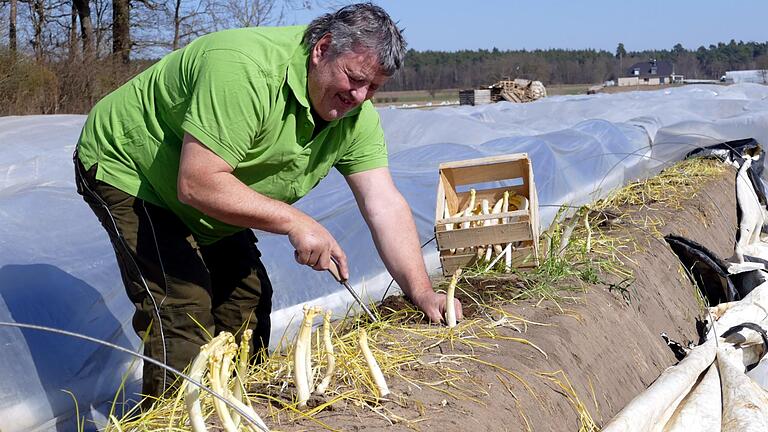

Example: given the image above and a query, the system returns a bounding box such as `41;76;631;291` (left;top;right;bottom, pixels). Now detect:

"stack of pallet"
459;89;492;106
490;79;547;103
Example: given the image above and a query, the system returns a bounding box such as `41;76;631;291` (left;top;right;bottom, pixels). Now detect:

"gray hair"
303;2;406;76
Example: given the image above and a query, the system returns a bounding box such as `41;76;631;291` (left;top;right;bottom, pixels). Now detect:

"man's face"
307;34;390;121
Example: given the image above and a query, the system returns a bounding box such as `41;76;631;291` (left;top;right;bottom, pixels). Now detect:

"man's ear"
311;33;332;66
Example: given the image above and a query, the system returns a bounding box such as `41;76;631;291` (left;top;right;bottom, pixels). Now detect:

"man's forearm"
177;136;312;235
363;192;434;301
178;168;304;234
346;167;459;323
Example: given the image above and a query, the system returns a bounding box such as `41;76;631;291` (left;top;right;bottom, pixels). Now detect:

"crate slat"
438;153;530;169
439;246;538;274
451;161;527;187
436;221;533;251
436;209;529;227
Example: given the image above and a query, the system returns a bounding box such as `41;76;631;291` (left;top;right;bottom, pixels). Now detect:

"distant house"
617;60;683;86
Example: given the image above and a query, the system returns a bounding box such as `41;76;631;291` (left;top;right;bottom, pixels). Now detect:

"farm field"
371;83;725;108
112;159;734;431
3;83;766;432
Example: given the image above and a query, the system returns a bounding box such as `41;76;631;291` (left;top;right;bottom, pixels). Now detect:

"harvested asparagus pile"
169;304;393;432
443;187;530;271
183;330;270;432
293;305;390;407
106;293;548;431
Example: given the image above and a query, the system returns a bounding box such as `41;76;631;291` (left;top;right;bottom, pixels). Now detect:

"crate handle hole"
455;178;524;193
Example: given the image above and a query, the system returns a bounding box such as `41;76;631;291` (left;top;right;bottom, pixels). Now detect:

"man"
74;2;462;398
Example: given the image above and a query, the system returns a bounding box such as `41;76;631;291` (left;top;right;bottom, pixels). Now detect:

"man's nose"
349;85;370;104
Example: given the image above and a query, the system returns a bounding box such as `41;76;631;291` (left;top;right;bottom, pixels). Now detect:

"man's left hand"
410;290;464;324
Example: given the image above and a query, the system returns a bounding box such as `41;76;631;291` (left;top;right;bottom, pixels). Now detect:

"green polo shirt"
77;26;388;244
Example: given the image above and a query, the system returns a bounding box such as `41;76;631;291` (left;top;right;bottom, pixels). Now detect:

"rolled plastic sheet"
663;364;721;432
600;337;717;431
718;345;768;431
603;281;768;431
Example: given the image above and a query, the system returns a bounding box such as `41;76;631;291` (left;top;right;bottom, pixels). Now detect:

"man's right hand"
288;217;348;279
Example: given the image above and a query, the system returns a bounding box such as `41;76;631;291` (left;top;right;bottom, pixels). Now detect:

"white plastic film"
4;84;768;430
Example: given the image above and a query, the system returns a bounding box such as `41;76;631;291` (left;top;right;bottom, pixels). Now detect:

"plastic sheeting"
604;155;768;430
725;70;768;85
602;281;768;431
3;84;768;430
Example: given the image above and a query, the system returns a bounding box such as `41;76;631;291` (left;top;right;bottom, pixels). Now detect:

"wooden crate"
435;153;540;276
459;89;492;106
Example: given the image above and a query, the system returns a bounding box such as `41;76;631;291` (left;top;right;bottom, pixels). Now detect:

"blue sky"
289;1;768;52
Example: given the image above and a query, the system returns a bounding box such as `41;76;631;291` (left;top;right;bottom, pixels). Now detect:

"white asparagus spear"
235;329;252;397
209;343;239;432
358;328;390;398
484;244;494;262
184;333;233;432
315;310;335;395
305;326;313;394
584;207;592;253
502;191;510;222
443;202;453;253
481;199;494;262
502;191;512;265
221;394;271;432
446;268;462;328
476;198;490;262
509;194;530;248
491;196;505;255
491;196;504;216
462;188;477;229
294;305;321;408
510;194;529;211
451;211;466;254
232;329;252;429
185;351;211;432
481;198;490;217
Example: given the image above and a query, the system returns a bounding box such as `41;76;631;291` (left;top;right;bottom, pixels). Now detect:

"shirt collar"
287;44;311;109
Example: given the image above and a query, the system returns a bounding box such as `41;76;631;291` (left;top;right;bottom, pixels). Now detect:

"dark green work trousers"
74;156;272;398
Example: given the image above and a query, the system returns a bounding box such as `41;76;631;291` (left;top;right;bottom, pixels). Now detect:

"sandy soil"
253;166;737;432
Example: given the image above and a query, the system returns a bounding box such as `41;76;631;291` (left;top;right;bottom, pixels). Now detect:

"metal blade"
341;280;378;322
327;256;378;322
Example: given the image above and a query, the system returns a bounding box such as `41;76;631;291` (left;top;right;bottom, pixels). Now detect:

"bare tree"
73;0;95;57
28;0;45;59
125;0;314;58
112;0;129;62
170;0;212;50
68;2;76;55
216;0;283;28
123;0;211;56
209;0;321;31
7;0;77;59
92;0;112;56
9;0;18;51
